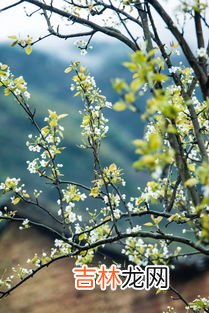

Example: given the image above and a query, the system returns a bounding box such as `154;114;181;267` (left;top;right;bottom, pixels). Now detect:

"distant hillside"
0;44;148;205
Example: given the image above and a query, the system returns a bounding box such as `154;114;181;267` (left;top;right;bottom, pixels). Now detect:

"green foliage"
8;35;33;55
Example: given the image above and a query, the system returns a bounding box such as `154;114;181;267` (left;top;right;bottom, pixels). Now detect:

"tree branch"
0;0;23;13
23;0;138;51
146;0;208;98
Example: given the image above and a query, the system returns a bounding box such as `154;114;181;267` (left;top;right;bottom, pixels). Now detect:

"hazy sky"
0;1;208;60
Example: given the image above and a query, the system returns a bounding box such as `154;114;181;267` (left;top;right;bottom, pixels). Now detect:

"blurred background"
0;42;146;201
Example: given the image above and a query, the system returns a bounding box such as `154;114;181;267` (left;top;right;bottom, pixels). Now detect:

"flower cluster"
0;264;33;292
12;265;33;280
187;296;209;312
58;184;86;223
0;177;30;205
74;39;92;56
197;47;208;59
26;252;51;268
123;233;181;266
90;163;125;199
125;195;148;213
65;62;112;145
0;276;14;290
0;177;21;193
0;207;16;219
26;110;67;178
19;219;30;230
8;34;33;55
0;63;30;100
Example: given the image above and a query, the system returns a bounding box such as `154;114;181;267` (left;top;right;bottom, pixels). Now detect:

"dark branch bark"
187;103;208;162
195;10;205;49
136;2;153;52
146;0;209;98
168;123;200;206
23;0;138;51
0;0;23;12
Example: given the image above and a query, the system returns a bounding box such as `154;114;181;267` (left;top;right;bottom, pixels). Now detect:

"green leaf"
185;177;198;187
125;92;135;103
113;101;127;111
8;35;17;39
78;233;86;241
58;113;68;120
148;133;161;151
25;45;32;55
12;197;21;205
64;66;72;73
144;222;153;226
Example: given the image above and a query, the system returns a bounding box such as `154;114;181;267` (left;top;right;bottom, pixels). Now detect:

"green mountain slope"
0;45;147;206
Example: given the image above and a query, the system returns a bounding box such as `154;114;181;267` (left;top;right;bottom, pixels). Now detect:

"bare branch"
0;215;64;239
146;0;208;98
23;0;138;51
0;0;23;13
